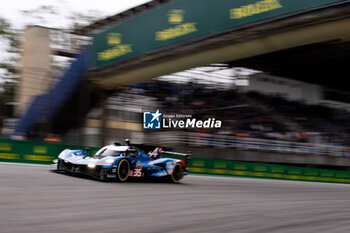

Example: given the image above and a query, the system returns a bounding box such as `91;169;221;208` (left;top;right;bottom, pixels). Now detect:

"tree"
0;17;18;118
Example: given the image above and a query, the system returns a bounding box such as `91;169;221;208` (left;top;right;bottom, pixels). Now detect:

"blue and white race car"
53;140;190;183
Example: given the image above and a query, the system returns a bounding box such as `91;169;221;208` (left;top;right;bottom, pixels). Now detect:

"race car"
53;140;190;183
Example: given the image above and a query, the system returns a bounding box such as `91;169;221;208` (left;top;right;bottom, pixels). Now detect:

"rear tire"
116;159;130;182
170;163;183;183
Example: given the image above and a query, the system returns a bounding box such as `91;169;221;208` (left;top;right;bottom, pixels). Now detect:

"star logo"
143;110;162;129
151;109;162;122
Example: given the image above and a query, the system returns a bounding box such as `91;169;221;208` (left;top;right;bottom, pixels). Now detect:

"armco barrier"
0;139;99;165
1;139;350;184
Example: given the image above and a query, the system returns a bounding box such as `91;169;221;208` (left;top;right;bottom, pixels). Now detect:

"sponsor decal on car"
130;165;143;177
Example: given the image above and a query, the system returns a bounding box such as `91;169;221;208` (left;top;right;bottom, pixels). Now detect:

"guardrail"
146;131;350;157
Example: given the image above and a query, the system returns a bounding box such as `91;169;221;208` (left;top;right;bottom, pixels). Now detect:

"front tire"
99;168;106;181
57;160;64;170
170;163;184;183
116;159;130;182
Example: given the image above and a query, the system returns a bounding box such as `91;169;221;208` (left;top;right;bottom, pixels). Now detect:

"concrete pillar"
15;26;51;116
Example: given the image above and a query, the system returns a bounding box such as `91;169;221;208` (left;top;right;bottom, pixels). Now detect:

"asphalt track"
1;163;350;233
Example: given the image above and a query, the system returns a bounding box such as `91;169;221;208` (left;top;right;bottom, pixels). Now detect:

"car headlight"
88;163;96;168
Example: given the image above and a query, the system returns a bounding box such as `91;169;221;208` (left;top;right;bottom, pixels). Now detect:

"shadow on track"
50;169;189;185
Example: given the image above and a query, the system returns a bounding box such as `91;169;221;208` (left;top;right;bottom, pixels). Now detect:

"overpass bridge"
14;0;350;135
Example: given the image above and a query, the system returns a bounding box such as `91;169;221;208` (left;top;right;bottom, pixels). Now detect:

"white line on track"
0;162;52;167
188;173;350;186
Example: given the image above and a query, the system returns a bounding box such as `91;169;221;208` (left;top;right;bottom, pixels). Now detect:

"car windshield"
95;149;124;158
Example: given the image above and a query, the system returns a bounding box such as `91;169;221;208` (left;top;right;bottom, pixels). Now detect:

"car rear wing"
139;144;190;163
161;150;191;164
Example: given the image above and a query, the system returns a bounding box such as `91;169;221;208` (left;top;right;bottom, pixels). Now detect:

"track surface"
1;163;350;233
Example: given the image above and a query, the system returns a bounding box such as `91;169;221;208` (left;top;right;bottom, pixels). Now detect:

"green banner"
1;139;350;184
0;139;99;165
162;154;350;184
187;158;350;184
90;0;345;69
